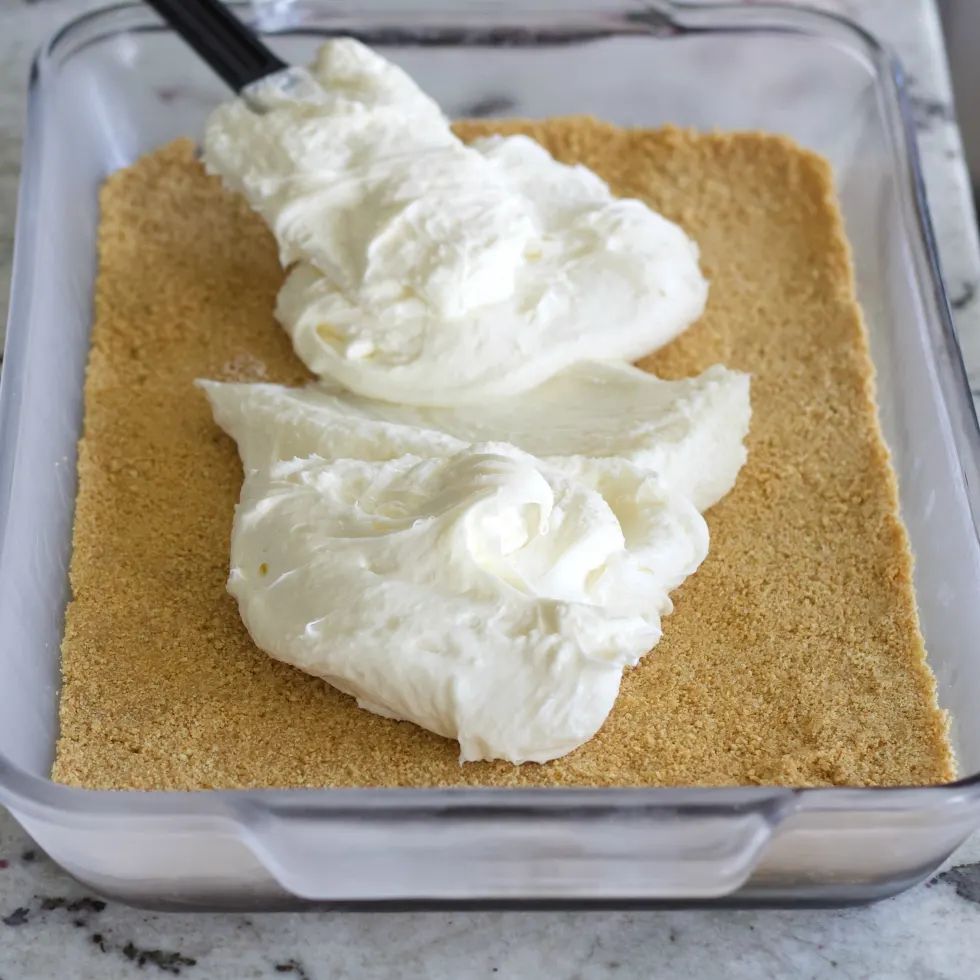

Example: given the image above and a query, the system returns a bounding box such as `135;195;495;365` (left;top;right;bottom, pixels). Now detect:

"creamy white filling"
199;37;751;764
203;38;708;405
222;437;707;764
200;370;748;763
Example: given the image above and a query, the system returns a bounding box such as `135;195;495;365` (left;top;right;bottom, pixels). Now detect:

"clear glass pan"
1;1;980;909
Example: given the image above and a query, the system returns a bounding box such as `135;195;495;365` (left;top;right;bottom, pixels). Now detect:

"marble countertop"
2;0;980;977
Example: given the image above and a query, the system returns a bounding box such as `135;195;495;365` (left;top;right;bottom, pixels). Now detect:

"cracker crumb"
53;123;954;790
223;350;269;381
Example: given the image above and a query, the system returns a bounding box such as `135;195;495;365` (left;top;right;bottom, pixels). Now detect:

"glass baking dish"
2;0;980;911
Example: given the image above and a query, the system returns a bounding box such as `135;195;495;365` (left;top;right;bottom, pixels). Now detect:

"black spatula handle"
144;0;288;93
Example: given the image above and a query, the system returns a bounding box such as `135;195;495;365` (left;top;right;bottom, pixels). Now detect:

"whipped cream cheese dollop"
200;373;748;763
203;388;711;763
203;38;709;405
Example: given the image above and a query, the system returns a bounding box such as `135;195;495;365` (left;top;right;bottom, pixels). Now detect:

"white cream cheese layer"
203;38;708;405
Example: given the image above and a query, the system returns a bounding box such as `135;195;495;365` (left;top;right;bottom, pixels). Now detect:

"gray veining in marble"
2;0;980;978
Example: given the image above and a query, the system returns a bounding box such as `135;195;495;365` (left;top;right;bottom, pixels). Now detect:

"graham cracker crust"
53;122;954;790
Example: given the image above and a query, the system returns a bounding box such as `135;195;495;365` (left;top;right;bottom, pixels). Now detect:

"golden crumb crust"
53;122;954;790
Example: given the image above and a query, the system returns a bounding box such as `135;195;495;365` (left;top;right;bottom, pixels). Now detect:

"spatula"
143;0;323;110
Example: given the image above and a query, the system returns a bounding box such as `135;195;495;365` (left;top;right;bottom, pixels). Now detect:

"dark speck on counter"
2;907;29;927
931;862;980;904
951;281;977;310
458;95;517;117
275;959;312;980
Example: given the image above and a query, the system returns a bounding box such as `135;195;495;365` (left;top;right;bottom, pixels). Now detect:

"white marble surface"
3;0;980;977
